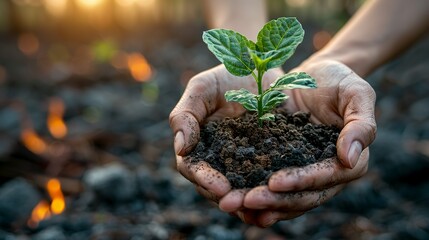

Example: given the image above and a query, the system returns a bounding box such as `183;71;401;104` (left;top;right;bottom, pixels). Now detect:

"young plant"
203;17;317;127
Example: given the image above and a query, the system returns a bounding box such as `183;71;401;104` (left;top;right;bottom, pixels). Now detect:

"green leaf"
203;29;255;76
249;50;271;73
262;90;288;113
260;113;275;121
270;72;317;90
256;17;304;69
225;89;257;111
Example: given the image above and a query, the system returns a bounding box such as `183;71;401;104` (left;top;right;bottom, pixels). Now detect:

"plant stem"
256;70;264;127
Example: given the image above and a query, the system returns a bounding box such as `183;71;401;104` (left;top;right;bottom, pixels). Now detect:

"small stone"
33;227;67;240
0;178;41;226
207;224;241;240
136;166;155;198
0;229;16;240
146;222;169;240
83;164;137;202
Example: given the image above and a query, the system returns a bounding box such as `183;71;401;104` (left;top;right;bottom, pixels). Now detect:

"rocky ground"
0;21;428;239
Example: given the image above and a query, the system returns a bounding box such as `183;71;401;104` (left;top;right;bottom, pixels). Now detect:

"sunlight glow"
115;0;136;7
76;0;104;9
43;0;67;17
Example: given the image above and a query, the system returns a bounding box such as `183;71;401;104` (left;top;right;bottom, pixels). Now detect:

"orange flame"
47;178;66;214
127;53;152;82
21;129;47;154
28;178;66;228
47;98;67;139
28;200;51;228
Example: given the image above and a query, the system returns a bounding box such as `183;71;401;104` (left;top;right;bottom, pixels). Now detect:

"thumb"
337;81;377;169
169;76;214;156
170;111;201;156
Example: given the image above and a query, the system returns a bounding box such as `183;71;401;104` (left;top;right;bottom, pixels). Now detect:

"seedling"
203;17;317;127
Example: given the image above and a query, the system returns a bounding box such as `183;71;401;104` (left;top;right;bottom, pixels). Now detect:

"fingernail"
347;141;362;168
261;212;277;228
237;211;246;223
174;131;185;155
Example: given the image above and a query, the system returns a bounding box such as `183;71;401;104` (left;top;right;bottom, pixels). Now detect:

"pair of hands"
169;59;376;227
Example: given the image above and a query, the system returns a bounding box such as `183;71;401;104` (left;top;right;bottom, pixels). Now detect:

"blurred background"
0;0;428;239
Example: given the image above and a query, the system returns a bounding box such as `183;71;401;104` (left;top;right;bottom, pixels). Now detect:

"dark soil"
186;110;340;189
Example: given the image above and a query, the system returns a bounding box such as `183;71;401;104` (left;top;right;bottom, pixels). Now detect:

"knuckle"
168;110;181;129
359;163;369;177
363;119;377;143
342;78;375;100
289;168;309;190
168;109;177;123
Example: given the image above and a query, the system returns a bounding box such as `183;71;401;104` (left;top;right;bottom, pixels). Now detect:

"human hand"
218;59;376;227
169;64;283;202
169;60;376;227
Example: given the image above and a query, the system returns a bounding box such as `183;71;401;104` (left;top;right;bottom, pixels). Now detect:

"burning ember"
28;201;51;228
47;178;66;214
47;98;67;139
127;53;152;82
28;178;66;228
21;129;47;155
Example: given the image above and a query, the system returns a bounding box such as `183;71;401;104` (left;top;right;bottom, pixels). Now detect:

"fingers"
219;189;249;212
337;78;377;168
232;184;341;227
177;156;231;200
169;74;217;156
195;185;221;203
176;155;197;183
243;184;345;211
235;210;304;227
170;112;200;156
292;60;377;169
255;210;305;228
193;161;231;197
268;149;368;192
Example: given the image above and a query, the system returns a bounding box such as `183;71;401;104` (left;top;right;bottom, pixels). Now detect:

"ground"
0;20;429;239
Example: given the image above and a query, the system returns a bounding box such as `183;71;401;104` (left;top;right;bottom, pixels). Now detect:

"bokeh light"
115;0;136;7
313;30;332;50
76;0;104;9
285;0;310;8
43;0;67;17
21;129;47;155
17;33;39;56
127;53;152;82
